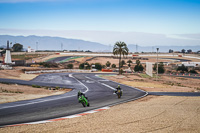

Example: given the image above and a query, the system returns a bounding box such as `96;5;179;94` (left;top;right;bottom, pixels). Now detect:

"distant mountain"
0;35;199;52
0;35;110;52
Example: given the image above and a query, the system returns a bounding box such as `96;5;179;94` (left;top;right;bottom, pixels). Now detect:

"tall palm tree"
113;41;129;74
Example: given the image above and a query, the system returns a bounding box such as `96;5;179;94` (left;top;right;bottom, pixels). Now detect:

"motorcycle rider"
115;85;121;94
77;91;87;99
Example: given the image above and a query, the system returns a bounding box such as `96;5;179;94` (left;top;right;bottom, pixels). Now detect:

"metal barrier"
25;69;91;74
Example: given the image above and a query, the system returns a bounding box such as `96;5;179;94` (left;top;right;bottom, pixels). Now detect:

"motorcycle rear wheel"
82;102;86;107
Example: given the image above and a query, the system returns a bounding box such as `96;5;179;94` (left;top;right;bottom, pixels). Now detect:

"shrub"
189;69;198;74
106;61;111;68
32;84;41;88
153;62;165;73
177;64;188;73
39;62;58;68
66;64;73;69
79;62;91;69
112;64;116;68
95;63;102;70
119;69;124;74
120;60;126;67
134;60;144;72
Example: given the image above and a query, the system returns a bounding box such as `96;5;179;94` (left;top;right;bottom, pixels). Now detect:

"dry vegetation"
0;68;39;80
101;74;199;92
0;83;71;104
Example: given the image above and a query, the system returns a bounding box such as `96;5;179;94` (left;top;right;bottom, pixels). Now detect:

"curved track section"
0;73;147;127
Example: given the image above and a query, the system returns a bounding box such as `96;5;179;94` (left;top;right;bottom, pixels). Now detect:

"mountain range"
0;35;199;52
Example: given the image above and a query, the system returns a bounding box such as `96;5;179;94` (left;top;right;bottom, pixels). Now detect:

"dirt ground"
100;74;199;92
0;83;71;104
1;95;200;133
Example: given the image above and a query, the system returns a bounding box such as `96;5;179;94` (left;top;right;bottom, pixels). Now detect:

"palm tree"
113;41;129;74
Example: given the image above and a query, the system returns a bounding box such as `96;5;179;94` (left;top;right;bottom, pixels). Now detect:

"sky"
0;0;200;45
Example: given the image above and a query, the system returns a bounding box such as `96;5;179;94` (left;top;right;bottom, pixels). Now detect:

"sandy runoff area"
1;95;200;133
0;83;71;104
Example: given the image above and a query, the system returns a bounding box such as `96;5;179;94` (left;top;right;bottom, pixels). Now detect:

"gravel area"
1;96;200;133
101;74;198;92
0;83;71;104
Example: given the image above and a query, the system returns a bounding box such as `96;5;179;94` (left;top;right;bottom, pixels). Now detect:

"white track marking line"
71;75;89;94
85;76;116;91
28;121;51;124
101;83;116;91
0;74;88;110
2;107;110;127
95;74;146;93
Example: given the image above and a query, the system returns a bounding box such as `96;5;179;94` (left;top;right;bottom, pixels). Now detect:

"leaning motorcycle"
116;89;122;98
78;95;90;107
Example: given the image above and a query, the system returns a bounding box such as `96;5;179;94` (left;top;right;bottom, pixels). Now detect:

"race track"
0;73;147;127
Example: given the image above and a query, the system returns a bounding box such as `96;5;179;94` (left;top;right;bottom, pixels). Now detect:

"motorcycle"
78;95;90;107
116;89;122;98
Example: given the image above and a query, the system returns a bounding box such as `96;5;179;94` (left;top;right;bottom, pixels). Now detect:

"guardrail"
25;69;91;74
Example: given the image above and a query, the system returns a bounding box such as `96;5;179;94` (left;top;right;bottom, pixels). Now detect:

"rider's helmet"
118;85;120;88
78;91;81;95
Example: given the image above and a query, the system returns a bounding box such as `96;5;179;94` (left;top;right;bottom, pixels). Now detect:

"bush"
153;62;165;74
94;63;102;70
127;60;132;67
39;62;58;68
79;62;91;69
134;60;144;72
55;86;60;90
189;69;198;74
106;61;111;68
120;60;126;67
119;69;124;74
112;64;116;68
32;84;41;88
66;64;73;69
177;64;188;73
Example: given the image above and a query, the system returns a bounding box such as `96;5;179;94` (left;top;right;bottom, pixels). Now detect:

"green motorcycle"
78;95;90;107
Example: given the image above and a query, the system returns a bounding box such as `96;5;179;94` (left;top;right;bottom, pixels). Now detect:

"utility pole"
136;44;138;53
36;42;38;51
156;48;159;81
61;43;63;51
152;46;154;53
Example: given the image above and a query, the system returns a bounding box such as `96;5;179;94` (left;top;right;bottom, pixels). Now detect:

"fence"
25;69;91;74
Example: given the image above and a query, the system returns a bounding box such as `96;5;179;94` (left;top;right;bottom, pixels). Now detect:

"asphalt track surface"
160;58;191;62
149;92;200;96
46;56;73;63
0;73;147;127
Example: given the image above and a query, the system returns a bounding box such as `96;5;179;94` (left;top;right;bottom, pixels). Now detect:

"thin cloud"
0;0;73;3
0;0;105;3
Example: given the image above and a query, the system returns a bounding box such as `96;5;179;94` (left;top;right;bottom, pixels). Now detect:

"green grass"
59;56;84;63
32;84;41;88
139;73;151;78
45;57;56;62
0;82;11;85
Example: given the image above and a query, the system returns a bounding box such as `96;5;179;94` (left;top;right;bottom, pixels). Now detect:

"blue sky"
0;0;200;46
0;0;200;34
